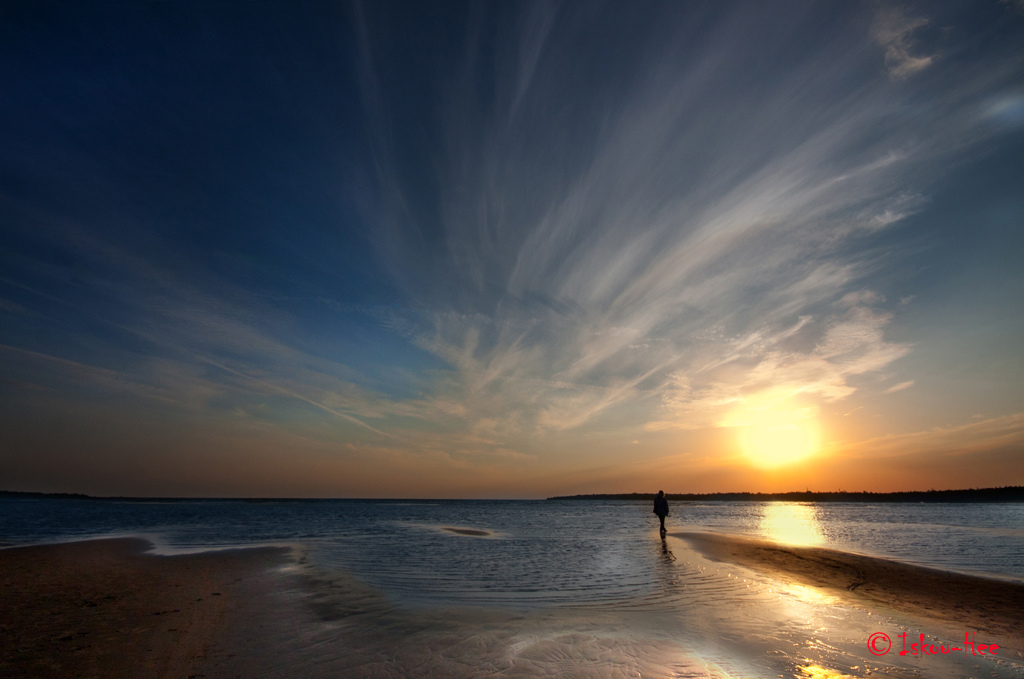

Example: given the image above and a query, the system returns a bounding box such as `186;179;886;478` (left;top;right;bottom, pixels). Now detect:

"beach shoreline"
674;530;1024;642
0;537;292;679
4;533;1023;677
0;536;725;678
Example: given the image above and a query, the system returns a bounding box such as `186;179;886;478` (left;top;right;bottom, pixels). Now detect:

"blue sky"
1;0;1023;497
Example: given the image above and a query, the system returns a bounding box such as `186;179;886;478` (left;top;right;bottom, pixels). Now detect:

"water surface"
3;497;1022;678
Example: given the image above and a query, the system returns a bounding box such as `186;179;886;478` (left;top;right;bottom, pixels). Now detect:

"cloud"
648;306;910;431
884;380;915;393
982;93;1024;127
5;2;1023;494
0;297;29;314
872;6;935;78
342;2;1022;458
0;343;182;404
836;290;883;308
838;412;1024;459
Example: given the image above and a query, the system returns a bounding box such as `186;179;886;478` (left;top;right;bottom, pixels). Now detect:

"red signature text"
867;632;1000;658
897;632;998;657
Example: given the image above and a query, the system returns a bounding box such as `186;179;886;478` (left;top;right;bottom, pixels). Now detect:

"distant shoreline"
3;486;1024;502
547;486;1024;502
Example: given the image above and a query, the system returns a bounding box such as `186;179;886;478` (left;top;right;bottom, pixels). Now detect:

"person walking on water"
653;490;669;535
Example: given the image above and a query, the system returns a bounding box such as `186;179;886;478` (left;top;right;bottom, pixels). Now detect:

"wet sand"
0;537;725;678
675;531;1024;640
5;535;1022;678
0;538;290;679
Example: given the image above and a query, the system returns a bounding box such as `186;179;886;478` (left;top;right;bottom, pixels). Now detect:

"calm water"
2;497;1022;606
3;498;1023;678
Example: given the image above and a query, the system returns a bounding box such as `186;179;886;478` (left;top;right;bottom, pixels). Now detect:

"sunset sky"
2;1;1023;498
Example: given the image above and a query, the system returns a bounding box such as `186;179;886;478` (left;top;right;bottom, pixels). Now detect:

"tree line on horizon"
3;487;1024;502
547;486;1024;502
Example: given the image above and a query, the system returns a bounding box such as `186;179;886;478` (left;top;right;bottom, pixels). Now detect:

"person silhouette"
653;490;669;534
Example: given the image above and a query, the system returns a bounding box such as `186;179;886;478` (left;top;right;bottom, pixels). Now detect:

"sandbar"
0;538;290;678
675;531;1024;641
442;527;491;537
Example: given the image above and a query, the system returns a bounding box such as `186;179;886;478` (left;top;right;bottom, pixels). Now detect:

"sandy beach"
0;537;720;679
675;531;1024;641
4;534;1023;678
0;538;291;679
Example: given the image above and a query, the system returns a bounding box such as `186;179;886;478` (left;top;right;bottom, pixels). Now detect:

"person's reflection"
660;532;676;562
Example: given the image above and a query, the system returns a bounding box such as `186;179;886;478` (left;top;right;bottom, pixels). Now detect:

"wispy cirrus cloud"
872;6;935;79
838;412;1024;459
884;380;915;394
3;1;1022;496
347;2;982;453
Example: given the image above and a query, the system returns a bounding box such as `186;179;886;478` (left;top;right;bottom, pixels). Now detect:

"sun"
721;392;822;469
739;418;821;469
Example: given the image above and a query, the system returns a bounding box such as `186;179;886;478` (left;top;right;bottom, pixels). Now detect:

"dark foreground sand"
0;538;290;679
0;538;716;679
675;531;1024;641
5;535;1023;678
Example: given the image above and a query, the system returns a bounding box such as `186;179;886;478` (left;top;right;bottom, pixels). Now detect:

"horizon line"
3;486;1024;502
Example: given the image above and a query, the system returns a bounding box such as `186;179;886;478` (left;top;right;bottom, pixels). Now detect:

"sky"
1;0;1023;498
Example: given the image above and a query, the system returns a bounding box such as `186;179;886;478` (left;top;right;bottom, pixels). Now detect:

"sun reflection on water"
799;664;860;679
760;502;825;546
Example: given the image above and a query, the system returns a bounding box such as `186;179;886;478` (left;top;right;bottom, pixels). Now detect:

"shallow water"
220;532;1022;679
3;498;1022;603
3;498;1023;677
